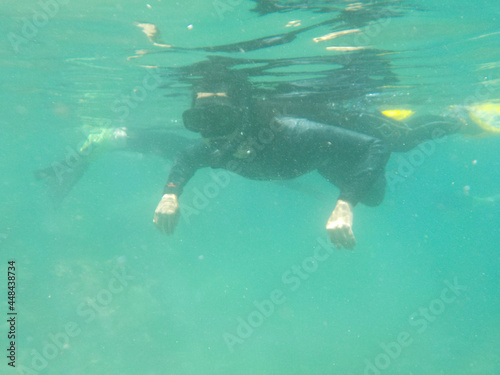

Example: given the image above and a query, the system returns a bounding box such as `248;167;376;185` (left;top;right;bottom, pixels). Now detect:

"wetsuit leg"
336;114;462;152
393;115;462;152
297;109;462;152
125;127;195;160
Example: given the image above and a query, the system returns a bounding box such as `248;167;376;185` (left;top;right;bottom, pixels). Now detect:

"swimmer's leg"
124;127;194;159
391;115;461;152
35;127;193;206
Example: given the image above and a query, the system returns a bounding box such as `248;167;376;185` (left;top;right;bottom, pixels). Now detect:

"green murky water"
1;1;499;374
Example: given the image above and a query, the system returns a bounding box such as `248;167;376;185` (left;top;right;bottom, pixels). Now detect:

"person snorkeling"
148;71;499;249
35;71;499;249
152;77;391;249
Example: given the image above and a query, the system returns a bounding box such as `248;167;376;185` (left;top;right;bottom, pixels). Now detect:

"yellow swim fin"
467;102;500;135
381;109;415;121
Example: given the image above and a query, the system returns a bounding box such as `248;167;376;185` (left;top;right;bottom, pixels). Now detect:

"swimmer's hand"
154;194;180;235
326;200;356;250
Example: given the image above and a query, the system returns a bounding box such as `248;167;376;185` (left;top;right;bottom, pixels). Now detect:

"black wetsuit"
163;116;391;207
280;101;462;152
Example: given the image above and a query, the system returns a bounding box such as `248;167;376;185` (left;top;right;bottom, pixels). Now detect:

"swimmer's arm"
163;142;209;196
336;135;390;205
154;142;210;235
321;129;388;250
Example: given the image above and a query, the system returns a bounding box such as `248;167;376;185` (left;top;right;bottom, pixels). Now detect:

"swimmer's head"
182;72;251;138
183;92;243;137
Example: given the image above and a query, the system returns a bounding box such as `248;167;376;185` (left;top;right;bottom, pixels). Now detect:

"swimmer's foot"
449;102;500;137
80;126;128;156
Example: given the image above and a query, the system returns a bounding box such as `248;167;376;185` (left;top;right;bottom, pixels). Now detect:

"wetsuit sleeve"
334;130;390;206
308;120;390;206
337;134;390;206
163;141;211;196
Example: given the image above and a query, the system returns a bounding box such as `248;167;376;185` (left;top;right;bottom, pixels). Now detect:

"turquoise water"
1;1;499;374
